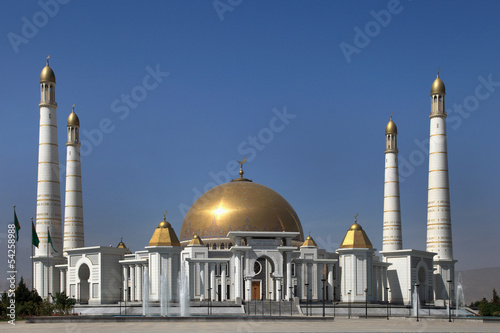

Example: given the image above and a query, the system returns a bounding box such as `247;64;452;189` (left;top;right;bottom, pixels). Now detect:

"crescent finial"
237;156;247;178
437;67;440;77
163;210;167;221
354;213;358;223
72;104;75;112
46;55;50;66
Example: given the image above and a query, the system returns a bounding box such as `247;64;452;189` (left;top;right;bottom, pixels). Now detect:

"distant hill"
456;267;500;304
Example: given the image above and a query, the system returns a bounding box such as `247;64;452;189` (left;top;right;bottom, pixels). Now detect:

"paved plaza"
6;317;500;333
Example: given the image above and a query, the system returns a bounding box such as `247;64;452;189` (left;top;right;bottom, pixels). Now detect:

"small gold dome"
188;234;204;246
148;219;180;246
385;116;397;134
158;220;170;228
431;72;445;95
339;222;373;249
67;110;80;127
301;235;318;247
40;58;56;83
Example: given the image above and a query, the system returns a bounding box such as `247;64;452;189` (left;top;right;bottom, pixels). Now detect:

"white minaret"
63;105;84;250
34;57;64;298
426;70;456;301
383;115;402;251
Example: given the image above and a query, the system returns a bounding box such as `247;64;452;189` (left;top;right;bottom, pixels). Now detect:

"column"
59;269;64;294
317;263;322;301
221;264;226;301
167;254;173;302
327;264;334;301
245;278;251;301
286;253;292;300
135;264;142;302
199;262;205;300
130;265;135;302
275;279;281;301
210;263;216;301
297;263;302;300
235;252;242;299
123;265;128;302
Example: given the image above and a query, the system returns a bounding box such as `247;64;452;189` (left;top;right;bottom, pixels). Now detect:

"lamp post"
321;278;326;318
207;287;212;316
48;293;51;315
289;286;293;316
364;288;368;319
305;283;309;316
119;287;122;316
447;280;452;322
261;289;264;316
347;290;351;319
269;291;272;316
386;287;390;320
247;287;250;315
278;286;282;317
415;284;420;322
333;285;336;320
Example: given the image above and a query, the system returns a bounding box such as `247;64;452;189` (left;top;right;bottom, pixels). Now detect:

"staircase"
245;300;302;316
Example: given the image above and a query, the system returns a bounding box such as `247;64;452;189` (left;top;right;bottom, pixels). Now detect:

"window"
220;243;225;250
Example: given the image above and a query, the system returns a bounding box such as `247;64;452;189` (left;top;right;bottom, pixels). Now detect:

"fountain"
160;266;168;316
142;269;151;316
178;261;190;316
411;285;422;317
455;273;466;316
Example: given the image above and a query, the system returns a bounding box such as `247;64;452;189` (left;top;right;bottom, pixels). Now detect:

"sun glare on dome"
213;206;227;217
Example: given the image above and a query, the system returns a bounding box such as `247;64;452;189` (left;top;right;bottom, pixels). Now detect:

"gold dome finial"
431;68;445;95
354;213;358;223
231;156;252;182
238;156;247;178
163;210;168;221
67;104;80;127
385;114;397;134
40;55;56;83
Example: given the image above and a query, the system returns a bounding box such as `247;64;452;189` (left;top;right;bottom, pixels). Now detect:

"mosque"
32;58;456;312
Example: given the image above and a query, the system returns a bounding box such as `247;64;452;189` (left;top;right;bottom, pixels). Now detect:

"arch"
78;263;90;304
212;243;217;250
220;243;225;250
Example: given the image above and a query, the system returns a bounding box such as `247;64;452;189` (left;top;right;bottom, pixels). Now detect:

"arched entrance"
417;265;427;303
78;263;90;304
251;256;275;300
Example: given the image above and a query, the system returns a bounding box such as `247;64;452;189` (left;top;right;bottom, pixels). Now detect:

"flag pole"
13;205;17;287
47;227;50;302
31;217;34;291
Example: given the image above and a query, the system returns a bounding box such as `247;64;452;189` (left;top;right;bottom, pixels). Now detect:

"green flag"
32;222;39;248
14;208;21;241
47;230;57;252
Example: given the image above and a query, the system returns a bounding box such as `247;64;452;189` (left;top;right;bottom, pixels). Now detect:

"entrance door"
252;281;260;300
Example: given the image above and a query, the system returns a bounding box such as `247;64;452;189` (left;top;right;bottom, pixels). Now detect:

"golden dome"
188;234;204;246
117;240;127;248
148;219;181;246
67;107;80;127
180;179;304;243
301;235;318;247
339;222;373;249
385;115;397;134
40;57;56;83
431;72;445;95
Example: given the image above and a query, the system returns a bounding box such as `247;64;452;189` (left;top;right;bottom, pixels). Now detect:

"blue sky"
1;0;499;282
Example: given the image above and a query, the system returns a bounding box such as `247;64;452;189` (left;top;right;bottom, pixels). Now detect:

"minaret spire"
383;114;402;251
64;104;84;251
34;57;63;298
427;71;456;301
